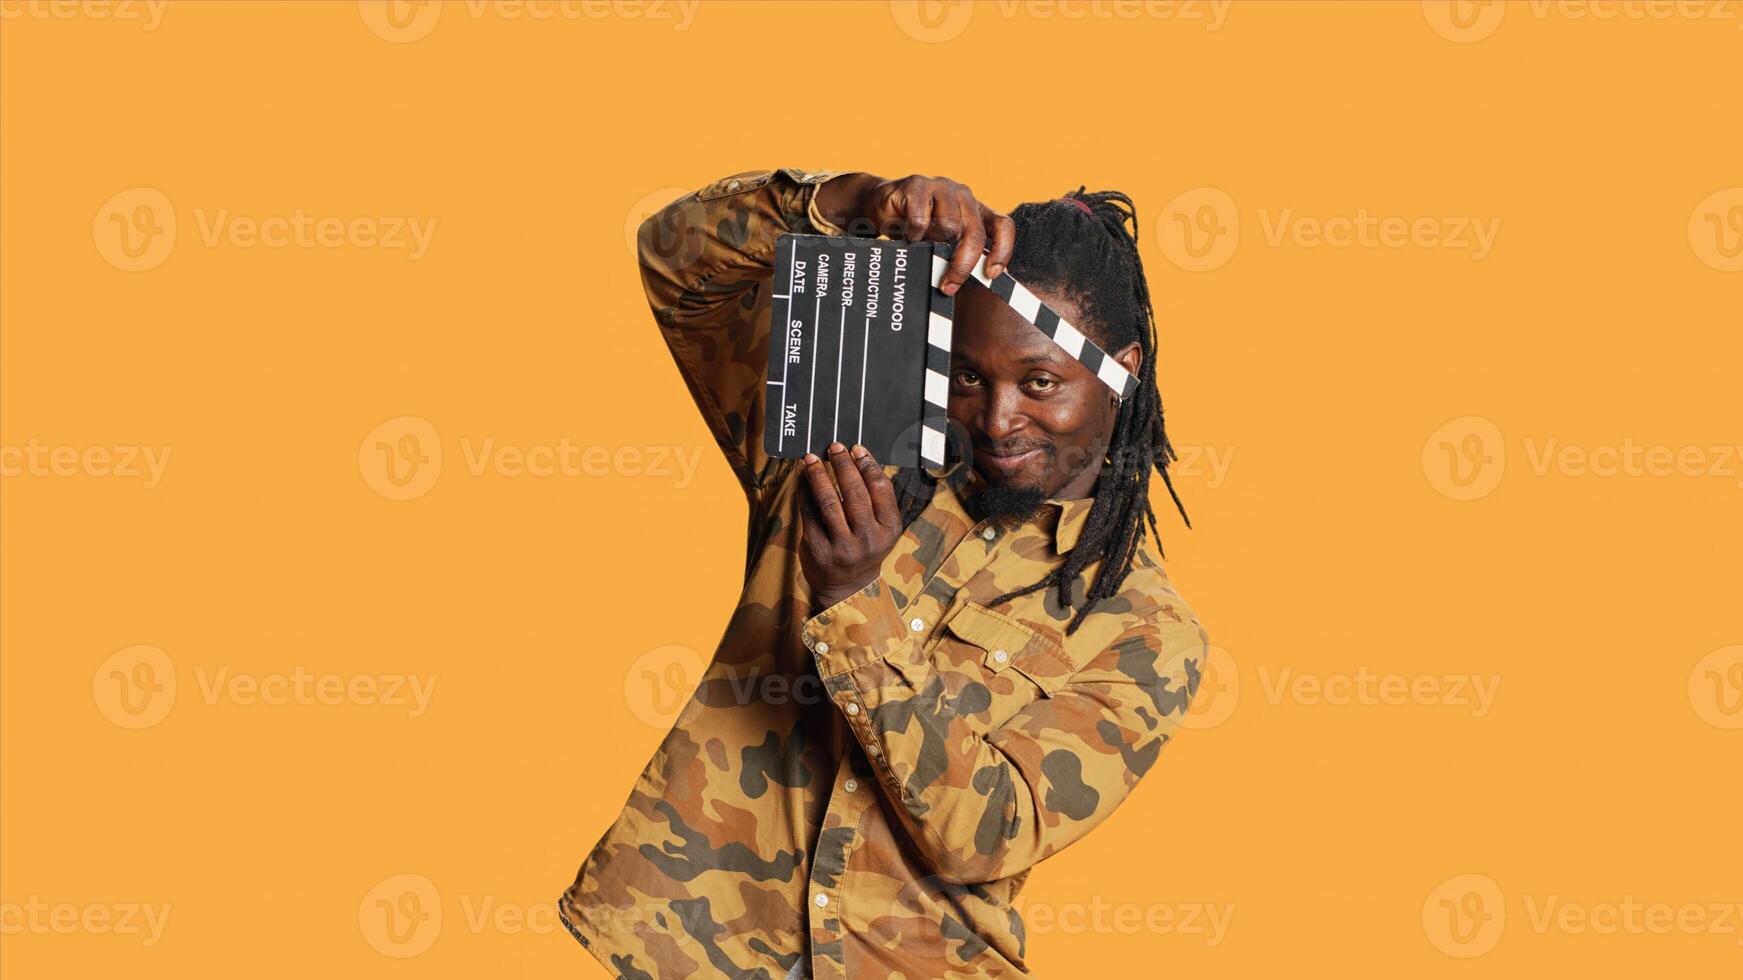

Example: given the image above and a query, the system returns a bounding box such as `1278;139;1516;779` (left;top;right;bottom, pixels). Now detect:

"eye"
1025;376;1059;393
951;369;982;387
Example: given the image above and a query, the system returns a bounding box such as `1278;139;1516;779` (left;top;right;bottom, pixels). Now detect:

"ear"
1112;341;1142;385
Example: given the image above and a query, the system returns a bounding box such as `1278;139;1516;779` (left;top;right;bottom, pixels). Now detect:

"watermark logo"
1156;187;1240;272
358;0;442;42
1258;667;1500;717
1429;0;1743;41
93;187;175;272
0;898;172;945
1688;187;1743;272
93;647;437;728
360;416;443;501
625;185;694;259
1422;0;1506;42
95;189;437;269
0;0;168;29
1689;645;1743;729
93;644;177;730
891;0;1228;40
359;417;706;500
632;186;710;272
889;0;975;42
1158;190;1501;269
1422;415;1506;501
1425;418;1743;499
1013;895;1235;944
1176;643;1239;730
624;644;705;728
1;440;172;489
360;0;699;41
359;873;442;957
1424;873;1507;957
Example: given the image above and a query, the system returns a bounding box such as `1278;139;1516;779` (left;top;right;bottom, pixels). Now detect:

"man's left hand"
798;442;903;616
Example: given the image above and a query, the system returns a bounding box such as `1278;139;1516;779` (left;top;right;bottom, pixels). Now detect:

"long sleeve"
800;580;1209;885
635;167;845;505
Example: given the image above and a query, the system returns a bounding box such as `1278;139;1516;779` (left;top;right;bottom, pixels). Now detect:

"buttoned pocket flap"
943;602;1073;696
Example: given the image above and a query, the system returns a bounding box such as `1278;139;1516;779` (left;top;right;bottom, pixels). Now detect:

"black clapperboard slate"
764;234;936;468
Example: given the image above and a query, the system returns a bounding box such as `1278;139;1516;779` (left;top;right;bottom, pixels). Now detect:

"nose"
975;381;1030;446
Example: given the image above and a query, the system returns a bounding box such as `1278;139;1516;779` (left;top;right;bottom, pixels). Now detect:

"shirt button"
867;744;881;757
815;641;829;654
814;893;829;908
844;778;858;792
992;649;1009;664
909;617;925;632
844;702;860;716
982;527;997;540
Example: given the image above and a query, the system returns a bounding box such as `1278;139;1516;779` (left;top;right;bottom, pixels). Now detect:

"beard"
971;479;1049;530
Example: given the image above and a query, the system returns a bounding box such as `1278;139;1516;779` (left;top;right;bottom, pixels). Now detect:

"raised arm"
635;167;845;503
637;169;1015;507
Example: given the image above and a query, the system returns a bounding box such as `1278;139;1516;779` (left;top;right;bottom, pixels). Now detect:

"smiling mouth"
979;447;1046;473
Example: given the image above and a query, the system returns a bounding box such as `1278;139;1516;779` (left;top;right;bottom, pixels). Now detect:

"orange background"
3;1;1741;976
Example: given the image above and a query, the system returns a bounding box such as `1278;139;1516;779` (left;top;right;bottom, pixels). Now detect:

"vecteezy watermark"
1423;873;1507;957
1011;896;1235;945
1170;647;1499;727
1256;208;1500;259
1689;645;1743;729
357;416;707;502
888;0;1230;43
1167;444;1235;489
1422;415;1743;501
357;0;700;43
1421;416;1506;501
1689;187;1743;272
1424;873;1743;956
623;644;706;728
1155;187;1500;271
92;645;438;730
1258;666;1501;717
92;188;437;271
360;874;443;957
1423;0;1743;43
0;0;167;29
1174;643;1238;730
1;439;171;489
359;874;659;957
0;898;172;946
626;185;702;266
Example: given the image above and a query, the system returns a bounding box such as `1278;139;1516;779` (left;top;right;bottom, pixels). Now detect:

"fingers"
801;451;851;540
939;191;985;296
984;207;1016;279
796;472;824;540
858;448;901;529
825;442;875;533
882;176;1014;294
902;182;934;241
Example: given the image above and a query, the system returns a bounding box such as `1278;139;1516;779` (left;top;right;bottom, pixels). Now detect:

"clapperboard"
764;234;1139;471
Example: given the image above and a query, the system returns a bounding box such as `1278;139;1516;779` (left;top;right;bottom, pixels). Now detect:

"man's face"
948;283;1140;522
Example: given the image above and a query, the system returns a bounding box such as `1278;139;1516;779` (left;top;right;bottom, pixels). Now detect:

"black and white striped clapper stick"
929;241;1140;403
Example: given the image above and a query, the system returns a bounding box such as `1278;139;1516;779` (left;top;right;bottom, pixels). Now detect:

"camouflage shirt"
557;168;1209;979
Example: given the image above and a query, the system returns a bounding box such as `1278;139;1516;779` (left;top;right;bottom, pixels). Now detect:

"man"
558;168;1208;979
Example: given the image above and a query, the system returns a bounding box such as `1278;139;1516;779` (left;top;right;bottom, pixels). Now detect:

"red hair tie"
1062;197;1092;216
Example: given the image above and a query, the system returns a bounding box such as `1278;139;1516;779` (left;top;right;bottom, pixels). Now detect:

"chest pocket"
929;601;1076;731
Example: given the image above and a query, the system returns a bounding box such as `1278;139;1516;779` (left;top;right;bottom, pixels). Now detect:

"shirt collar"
953;464;1097;554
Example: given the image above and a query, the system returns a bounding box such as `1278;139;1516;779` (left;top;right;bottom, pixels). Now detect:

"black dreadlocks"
889;188;1190;636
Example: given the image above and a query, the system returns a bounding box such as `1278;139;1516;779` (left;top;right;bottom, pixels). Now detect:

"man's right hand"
813;173;1016;297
